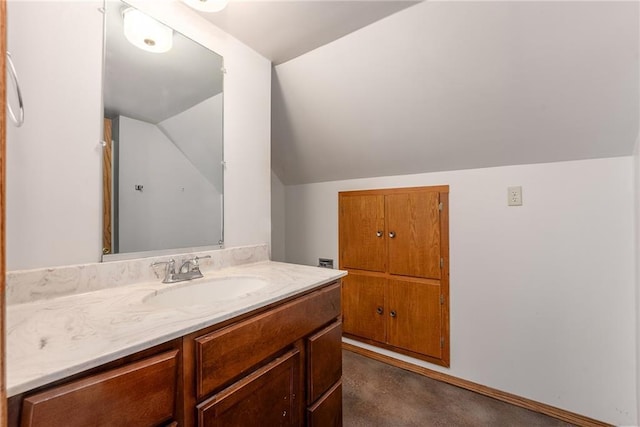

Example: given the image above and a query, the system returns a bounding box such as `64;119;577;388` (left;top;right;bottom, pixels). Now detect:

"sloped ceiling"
272;1;639;185
192;0;420;64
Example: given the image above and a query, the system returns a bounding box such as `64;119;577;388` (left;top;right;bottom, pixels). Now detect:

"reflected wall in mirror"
103;0;224;257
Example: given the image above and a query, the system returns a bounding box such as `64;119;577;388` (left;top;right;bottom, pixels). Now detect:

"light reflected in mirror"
102;0;224;258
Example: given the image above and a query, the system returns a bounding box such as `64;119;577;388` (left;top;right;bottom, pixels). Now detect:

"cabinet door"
386;191;441;279
342;273;386;343
387;279;442;358
197;349;301;427
339;194;386;272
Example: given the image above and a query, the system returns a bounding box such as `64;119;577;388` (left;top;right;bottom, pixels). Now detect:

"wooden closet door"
387;279;442;359
386;191;441;279
339;194;385;272
341;273;386;342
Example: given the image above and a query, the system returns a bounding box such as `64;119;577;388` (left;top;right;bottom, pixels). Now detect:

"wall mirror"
102;0;224;259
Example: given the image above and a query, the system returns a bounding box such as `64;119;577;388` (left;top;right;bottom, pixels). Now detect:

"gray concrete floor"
342;350;575;427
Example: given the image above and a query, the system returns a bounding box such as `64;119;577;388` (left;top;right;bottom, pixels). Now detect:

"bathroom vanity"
6;246;345;426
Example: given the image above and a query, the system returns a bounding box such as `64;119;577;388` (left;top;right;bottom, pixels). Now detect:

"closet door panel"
386;192;441;279
342;273;386;342
387;279;442;358
339;194;385;272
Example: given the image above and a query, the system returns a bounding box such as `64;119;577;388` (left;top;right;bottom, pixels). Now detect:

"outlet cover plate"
508;186;523;206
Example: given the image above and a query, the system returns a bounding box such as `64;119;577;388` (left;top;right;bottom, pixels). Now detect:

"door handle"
390;310;397;318
376;306;383;315
388;231;396;238
376;230;383;237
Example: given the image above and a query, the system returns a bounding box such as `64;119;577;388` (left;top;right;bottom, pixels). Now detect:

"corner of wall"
635;135;640;425
270;170;286;262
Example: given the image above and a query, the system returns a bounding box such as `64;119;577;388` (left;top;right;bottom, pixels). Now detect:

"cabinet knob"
376;306;383;315
388;231;396;238
376;230;383;237
390;310;397;318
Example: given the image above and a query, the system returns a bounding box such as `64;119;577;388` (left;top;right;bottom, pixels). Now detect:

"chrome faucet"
151;255;211;284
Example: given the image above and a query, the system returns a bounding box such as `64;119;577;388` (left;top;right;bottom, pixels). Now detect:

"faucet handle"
151;258;175;267
193;255;211;265
178;255;210;274
151;259;177;283
151;258;175;273
184;255;211;274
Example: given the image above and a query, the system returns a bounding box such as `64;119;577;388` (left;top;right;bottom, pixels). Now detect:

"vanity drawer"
307;380;343;427
197;348;300;427
308;320;342;404
195;282;341;398
20;350;179;427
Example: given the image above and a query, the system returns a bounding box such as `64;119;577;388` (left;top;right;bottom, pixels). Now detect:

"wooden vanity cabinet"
192;282;341;400
8;338;184;427
186;281;342;426
9;280;343;427
20;350;180;427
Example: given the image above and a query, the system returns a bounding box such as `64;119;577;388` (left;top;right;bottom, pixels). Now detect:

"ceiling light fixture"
183;0;230;13
122;8;173;53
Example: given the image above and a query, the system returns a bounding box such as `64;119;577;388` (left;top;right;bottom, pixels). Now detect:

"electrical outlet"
507;186;523;206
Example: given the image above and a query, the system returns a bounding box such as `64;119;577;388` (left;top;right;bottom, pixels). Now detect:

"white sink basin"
144;277;268;308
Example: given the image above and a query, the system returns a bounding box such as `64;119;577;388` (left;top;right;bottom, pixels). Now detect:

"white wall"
271;171;286;262
6;0;271;269
635;140;640;424
6;0;103;270
118;116;220;253
635;8;640;422
159;93;223;193
285;157;637;425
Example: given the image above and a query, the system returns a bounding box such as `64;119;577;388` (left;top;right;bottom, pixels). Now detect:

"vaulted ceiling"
271;1;639;185
193;1;420;64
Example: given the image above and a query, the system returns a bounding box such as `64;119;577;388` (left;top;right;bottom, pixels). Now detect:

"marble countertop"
7;261;346;397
